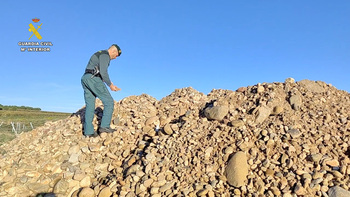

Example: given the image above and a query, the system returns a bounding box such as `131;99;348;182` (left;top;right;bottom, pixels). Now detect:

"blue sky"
1;1;349;112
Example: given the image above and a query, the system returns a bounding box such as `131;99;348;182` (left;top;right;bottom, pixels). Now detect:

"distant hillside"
0;104;41;111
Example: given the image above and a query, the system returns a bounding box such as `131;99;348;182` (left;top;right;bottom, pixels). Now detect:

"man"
81;44;122;137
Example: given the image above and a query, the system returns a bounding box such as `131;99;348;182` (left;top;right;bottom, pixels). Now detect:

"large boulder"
328;186;350;197
204;105;229;121
225;151;248;187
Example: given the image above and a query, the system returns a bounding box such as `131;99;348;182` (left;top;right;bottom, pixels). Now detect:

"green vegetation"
0;104;41;111
0;109;71;145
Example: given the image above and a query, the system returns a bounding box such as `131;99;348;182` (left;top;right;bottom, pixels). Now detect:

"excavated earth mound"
1;78;350;197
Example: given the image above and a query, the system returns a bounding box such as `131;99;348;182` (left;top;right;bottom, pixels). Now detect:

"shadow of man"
35;192;56;197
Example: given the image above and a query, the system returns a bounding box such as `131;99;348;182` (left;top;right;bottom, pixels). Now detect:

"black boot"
99;127;116;133
85;132;98;137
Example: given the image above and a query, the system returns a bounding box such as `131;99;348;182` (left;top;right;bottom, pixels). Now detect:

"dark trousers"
81;74;114;135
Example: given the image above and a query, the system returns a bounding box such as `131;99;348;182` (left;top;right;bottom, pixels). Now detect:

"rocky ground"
0;78;349;197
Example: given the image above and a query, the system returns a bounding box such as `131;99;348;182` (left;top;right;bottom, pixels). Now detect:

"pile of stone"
1;78;350;197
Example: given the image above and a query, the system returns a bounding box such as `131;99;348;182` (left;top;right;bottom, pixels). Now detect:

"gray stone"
271;106;283;115
289;94;302;110
287;129;302;138
68;145;80;154
310;153;323;163
204;105;228;121
126;164;140;176
19;175;28;183
255;105;272;124
230;120;244;128
69;153;80;163
298;79;325;93
159;181;175;193
285;78;295;83
27;183;50;193
53;179;69;194
328;186;350;197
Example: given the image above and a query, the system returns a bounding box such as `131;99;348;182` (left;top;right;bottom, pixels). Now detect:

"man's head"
108;44;122;59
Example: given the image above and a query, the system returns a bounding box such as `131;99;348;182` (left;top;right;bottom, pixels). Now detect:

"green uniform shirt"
85;50;112;86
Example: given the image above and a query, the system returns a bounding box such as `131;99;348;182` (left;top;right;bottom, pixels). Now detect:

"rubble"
1;79;350;196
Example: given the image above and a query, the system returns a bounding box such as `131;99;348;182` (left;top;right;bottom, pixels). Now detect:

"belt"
85;69;101;77
85;69;94;74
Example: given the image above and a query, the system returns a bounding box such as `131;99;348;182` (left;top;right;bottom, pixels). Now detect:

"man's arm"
99;54;112;86
99;54;120;91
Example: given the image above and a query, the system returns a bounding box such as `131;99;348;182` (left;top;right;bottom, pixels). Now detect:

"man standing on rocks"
81;44;122;137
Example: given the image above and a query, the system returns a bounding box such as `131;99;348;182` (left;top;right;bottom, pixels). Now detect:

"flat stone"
310;153;323;163
53;179;69;194
145;152;156;162
68;145;80;154
69;153;80;163
230;120;244;128
326;159;340;167
287;129;302;138
255;105;272;124
88;144;101;152
298;79;325;93
332;171;343;178
159;181;175;193
27;183;50;193
271;106;283;115
236;87;247;92
144;179;154;188
197;188;209;196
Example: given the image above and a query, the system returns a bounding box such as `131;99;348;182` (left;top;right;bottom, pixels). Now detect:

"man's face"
110;50;119;60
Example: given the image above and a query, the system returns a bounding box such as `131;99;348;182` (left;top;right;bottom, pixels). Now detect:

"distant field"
0;110;71;145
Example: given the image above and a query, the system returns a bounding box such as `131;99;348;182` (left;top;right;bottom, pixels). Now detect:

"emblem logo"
28;18;42;40
18;18;53;52
32;18;40;23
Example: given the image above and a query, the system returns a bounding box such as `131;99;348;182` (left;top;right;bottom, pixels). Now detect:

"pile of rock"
1;78;350;197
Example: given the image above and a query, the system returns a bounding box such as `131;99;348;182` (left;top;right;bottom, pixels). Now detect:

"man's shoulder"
94;50;109;57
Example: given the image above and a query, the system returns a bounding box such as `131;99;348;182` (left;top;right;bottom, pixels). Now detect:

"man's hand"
109;83;121;92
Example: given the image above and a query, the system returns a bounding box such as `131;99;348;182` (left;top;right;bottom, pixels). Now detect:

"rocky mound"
1;79;349;197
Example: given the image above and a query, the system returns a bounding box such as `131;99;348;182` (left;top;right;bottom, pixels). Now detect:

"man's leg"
89;77;114;129
81;76;96;135
99;93;114;129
